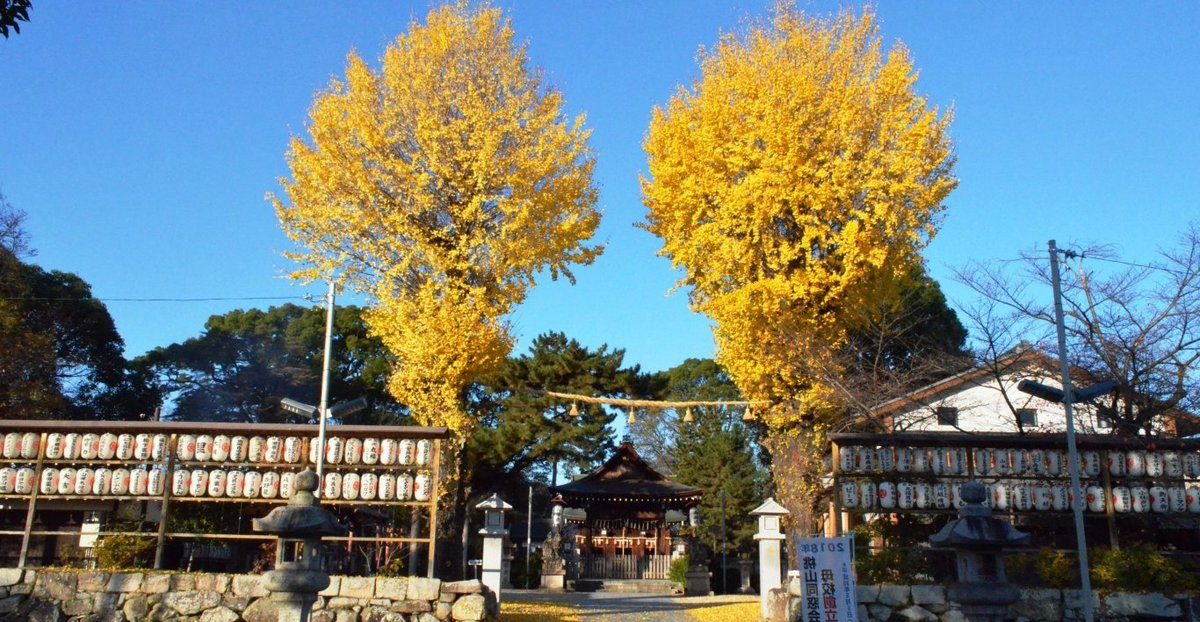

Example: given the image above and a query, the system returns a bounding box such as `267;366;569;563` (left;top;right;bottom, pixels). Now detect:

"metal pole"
720;489;727;594
1049;239;1094;622
525;485;533;589
315;279;336;492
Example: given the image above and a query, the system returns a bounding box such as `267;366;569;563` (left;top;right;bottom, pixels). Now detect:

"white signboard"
795;536;858;622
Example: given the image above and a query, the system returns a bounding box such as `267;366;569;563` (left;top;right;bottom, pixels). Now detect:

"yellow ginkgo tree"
272;3;602;436
642;4;956;528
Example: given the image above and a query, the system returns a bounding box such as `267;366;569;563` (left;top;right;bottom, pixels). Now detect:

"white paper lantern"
856;447;874;473
148;469;165;496
20;432;40;459
1126;451;1146;478
96;433;117;460
933;483;951;510
177;435;196;461
878;482;897;509
380;439;398;465
1052;485;1070;511
75;468;95;496
912;449;929;473
1149;486;1169;513
46;433;65;460
877;447;895;472
116;434;135;460
0;434;17;459
1164;452;1183;478
859;482;878;511
133;434;152;460
194;435;213;462
344;438;363;465
1169;487;1187;513
992;482;1009;510
261;471;280;499
378;473;397;501
248;437;266;463
993;449;1011;475
323;472;342;499
1043;450;1062;477
897;482;914;509
398;440;416;466
397;474;414;501
1010;450;1027;475
207;470;226;497
283;437;302;464
280;472;295;499
1108;451;1126;476
130;469;148;496
264;437;282;463
1131;486;1150;512
211;435;231;462
972;448;990;476
93;468;112;496
360;473;378;500
954;483;969;509
172;470;190;496
1081;451;1101;477
1029;450;1046;476
362;438;380;465
226;470;244;498
243;471;262;498
1086;485;1106;512
151;435;168;461
1187;486;1200;512
1146;452;1165;478
1185;453;1200;478
895;448;912;473
189;469;208;497
840;482;858;508
341;472;360;500
932;448;948;475
948;448;966;475
914;483;931;509
57;467;75;495
838;447;856;473
1033;486;1052;511
1013;483;1033;511
414;473;432;501
325;437;344;464
38;467;56;495
308;438;321;464
1112;486;1131;512
63;433;81;460
230;436;248;462
111;468;130;495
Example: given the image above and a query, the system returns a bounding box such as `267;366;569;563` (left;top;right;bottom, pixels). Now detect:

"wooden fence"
579;553;673;580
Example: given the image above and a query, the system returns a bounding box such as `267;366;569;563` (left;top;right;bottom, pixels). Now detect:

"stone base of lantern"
948;582;1021;622
684;568;711;596
540;569;566;591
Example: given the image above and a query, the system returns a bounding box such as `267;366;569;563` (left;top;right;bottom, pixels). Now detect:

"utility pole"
526;485;533;588
315;279;336;489
720;489;727;594
1049;239;1094;622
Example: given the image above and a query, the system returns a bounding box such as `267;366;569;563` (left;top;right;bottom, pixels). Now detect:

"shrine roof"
551;442;703;501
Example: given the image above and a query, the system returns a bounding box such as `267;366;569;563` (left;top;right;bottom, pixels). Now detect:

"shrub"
1091;544;1197;594
94;534;156;569
670;554;691;585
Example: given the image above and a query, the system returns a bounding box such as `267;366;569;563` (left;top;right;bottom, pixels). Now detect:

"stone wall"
776;584;1200;622
0;568;497;622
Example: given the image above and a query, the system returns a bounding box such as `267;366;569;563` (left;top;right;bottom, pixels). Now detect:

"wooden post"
425;438;442;578
17;432;47;568
154;434;178;569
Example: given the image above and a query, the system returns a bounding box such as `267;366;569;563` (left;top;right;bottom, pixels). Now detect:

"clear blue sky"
2;1;1197;374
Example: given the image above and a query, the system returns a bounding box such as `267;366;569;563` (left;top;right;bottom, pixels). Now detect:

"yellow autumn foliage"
272;3;602;433
642;4;956;428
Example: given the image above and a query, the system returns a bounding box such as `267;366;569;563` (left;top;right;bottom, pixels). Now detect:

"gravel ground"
504;590;757;621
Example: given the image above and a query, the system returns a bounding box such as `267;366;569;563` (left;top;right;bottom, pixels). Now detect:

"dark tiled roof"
551;442;702;501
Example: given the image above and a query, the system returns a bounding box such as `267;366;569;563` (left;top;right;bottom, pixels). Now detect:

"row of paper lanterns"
0;432;433;467
838;446;1200;479
0;466;432;502
841;479;1200;513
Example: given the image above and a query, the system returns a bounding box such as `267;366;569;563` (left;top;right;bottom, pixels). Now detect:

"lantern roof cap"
476;493;512;511
252;468;348;537
929;480;1030;549
750;497;789;517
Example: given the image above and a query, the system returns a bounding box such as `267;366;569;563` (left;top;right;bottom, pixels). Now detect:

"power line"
0;295;307;303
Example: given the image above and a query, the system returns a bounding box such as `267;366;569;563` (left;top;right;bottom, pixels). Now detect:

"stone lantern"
251;468;348;622
476;494;511;602
929;480;1030;622
750;498;789;620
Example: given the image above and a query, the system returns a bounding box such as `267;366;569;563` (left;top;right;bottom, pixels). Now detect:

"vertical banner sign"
796;536;858;622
